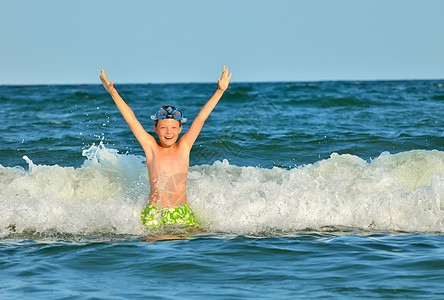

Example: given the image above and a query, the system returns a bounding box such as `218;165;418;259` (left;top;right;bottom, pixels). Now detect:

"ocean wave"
1;144;443;237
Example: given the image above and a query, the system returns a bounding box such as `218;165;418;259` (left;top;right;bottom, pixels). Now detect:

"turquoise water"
2;234;444;299
1;80;444;298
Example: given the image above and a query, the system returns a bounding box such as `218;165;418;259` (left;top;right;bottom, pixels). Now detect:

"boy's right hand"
100;69;116;93
217;65;232;92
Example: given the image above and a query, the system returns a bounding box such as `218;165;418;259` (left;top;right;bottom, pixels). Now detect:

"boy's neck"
157;141;178;150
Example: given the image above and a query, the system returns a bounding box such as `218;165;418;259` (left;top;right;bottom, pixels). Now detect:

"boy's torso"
146;142;190;208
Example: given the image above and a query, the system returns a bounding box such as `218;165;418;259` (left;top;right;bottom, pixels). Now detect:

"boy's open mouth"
165;136;173;140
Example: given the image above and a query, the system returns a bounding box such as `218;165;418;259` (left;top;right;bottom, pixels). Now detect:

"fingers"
223;66;232;80
218;66;232;83
221;65;230;79
100;68;107;80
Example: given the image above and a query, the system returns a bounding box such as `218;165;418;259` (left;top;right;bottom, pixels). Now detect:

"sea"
1;79;444;299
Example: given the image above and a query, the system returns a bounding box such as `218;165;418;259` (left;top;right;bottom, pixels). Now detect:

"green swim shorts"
141;203;200;228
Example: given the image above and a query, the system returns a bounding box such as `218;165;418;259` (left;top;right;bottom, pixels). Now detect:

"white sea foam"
1;144;444;237
0;144;150;238
189;150;444;234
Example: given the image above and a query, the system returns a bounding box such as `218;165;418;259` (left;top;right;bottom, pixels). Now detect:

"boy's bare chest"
147;149;189;177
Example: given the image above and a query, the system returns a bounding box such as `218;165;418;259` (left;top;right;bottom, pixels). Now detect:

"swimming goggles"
150;106;187;122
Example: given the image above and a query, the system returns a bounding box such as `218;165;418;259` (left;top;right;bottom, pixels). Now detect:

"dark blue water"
1;80;444;298
2;233;444;299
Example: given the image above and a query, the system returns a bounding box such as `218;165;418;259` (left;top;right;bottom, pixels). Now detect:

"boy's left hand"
100;69;116;94
217;65;232;92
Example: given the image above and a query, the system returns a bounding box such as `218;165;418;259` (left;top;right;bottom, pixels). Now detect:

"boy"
100;66;232;229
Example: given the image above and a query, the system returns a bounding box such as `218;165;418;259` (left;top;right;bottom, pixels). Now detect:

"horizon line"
1;76;444;86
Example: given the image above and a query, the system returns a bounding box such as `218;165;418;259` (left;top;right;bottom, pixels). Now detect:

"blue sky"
1;0;443;84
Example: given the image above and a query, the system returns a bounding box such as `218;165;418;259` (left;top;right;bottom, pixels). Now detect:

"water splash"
188;150;444;234
1;146;444;237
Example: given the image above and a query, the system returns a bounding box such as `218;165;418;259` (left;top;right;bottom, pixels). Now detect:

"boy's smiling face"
154;119;182;147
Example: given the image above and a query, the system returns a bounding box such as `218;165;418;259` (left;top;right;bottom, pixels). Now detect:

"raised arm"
181;66;232;149
99;69;156;154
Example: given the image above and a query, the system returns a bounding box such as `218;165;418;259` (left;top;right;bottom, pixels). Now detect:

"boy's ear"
154;125;158;134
